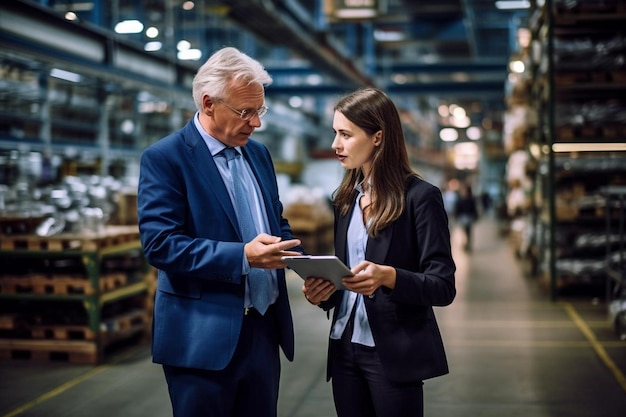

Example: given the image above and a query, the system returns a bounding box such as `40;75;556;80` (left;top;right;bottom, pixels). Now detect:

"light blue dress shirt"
329;181;375;347
193;113;278;307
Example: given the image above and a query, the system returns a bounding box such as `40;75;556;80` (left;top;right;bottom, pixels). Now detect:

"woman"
302;88;456;417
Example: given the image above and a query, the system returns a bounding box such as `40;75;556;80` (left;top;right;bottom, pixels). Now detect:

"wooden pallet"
554;70;626;86
1;310;147;342
0;276;94;295
555;125;626;141
99;272;128;292
28;325;96;341
100;309;149;333
0;225;140;251
0;272;130;296
0;339;98;364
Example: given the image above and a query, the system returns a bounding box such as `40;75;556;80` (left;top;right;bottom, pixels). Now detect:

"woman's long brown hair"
332;88;419;238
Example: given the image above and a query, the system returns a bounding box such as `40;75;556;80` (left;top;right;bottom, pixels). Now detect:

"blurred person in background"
441;179;459;228
137;47;302;417
302;87;456;417
454;183;479;251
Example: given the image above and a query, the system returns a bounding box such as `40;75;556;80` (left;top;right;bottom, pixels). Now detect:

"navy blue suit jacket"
325;176;456;383
138;119;299;370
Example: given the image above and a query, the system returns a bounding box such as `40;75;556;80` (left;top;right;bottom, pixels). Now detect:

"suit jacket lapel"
335;206;351;261
336;202;393;265
183;121;239;232
366;226;392;265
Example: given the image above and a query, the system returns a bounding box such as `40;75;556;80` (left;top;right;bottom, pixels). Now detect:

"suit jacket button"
368;294;375;299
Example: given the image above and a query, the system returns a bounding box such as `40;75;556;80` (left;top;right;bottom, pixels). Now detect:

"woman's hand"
302;277;336;305
342;261;396;296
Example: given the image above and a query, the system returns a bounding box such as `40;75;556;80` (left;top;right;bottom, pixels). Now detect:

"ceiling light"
288;96;303;108
177;49;202;61
114;20;144;34
374;30;405;42
392;73;408;84
451;115;471;128
144;41;162;52
182;1;195;11
177;40;191;51
495;1;530;10
440;128;458;142
334;9;377;19
306;74;323;85
452;107;466;118
552;143;626;152
453;142;479;170
64;12;78;21
50;68;81;83
146;27;159;38
466;127;482;140
509;60;525;73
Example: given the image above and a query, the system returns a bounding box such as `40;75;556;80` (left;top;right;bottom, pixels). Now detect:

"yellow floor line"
563;302;626;393
441;320;611;328
445;339;626;348
1;346;142;417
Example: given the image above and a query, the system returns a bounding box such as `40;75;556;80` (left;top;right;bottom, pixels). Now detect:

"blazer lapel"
365;225;393;265
335;206;352;261
336;203;393;264
183;121;239;232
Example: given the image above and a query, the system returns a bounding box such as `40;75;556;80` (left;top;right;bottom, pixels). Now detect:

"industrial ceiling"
1;0;529;156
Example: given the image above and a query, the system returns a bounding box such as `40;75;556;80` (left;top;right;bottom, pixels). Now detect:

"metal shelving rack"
0;226;152;363
528;0;626;300
603;186;626;339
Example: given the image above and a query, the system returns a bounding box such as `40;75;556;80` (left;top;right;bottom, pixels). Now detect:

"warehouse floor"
1;215;626;417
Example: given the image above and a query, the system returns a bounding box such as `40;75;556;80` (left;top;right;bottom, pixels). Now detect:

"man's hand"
245;233;301;269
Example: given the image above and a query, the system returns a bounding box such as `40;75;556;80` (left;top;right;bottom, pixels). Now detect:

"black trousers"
162;306;280;417
330;311;424;417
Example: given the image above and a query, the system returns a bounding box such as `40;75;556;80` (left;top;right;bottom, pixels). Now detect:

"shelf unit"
528;0;626;299
603;186;626;340
0;226;153;364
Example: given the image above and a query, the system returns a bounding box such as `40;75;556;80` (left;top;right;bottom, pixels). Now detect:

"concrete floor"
1;216;626;417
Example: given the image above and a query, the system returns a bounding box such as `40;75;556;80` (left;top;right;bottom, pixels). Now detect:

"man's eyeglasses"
215;99;268;121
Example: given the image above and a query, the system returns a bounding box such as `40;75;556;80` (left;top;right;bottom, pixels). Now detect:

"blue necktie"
222;148;271;314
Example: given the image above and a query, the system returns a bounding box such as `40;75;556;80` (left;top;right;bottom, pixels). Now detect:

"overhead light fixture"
440;128;459;142
177;49;202;61
392;73;408;84
114;20;144;34
334;9;377;19
50;68;81;83
144;41;162;52
453;142;479;170
552;143;626;152
177;40;191;51
306;74;323;85
509;60;525;73
466;127;482;140
288;96;303;108
146;27;159;38
374;30;405;42
330;0;383;20
495;0;530;10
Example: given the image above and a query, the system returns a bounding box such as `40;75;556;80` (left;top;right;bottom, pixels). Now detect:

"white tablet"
281;255;354;289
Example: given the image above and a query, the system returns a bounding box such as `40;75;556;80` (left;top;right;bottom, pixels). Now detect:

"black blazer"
325;176;456;383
